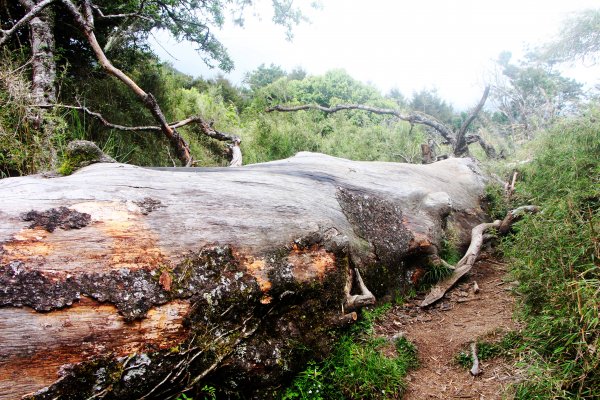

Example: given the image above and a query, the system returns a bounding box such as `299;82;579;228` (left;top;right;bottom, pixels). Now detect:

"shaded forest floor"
375;255;523;399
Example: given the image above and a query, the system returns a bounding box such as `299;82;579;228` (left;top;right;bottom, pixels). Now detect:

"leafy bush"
281;305;418;400
501;108;600;398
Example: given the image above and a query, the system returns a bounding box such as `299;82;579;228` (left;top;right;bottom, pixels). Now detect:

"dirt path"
376;257;521;399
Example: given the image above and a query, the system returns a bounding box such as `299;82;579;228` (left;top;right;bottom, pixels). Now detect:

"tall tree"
244;63;287;92
489;51;583;137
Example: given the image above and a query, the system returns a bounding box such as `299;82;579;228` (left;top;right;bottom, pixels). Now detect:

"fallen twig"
470;342;481;376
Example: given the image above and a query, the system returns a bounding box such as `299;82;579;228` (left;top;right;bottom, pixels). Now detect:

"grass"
281;304;418;400
455;330;523;369
496;108;600;399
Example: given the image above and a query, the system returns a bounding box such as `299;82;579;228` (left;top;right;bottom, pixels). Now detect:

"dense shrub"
501;108;600;398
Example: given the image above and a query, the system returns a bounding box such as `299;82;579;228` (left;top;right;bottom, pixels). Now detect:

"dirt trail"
376;256;522;400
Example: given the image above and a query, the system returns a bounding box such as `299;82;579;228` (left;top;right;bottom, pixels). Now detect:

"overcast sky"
150;0;600;109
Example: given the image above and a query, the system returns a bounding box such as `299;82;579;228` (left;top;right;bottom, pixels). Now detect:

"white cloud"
150;0;600;109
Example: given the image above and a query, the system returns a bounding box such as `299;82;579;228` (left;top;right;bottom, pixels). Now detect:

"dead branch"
465;133;497;159
267;86;495;159
330;312;358;327
43;104;240;143
454;86;490;156
267;103;456;145
498;205;539;234
420;220;500;307
420;205;538;307
0;0;57;46
507;171;518;199
229;140;242;167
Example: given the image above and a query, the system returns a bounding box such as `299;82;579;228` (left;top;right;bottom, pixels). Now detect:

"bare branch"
171;116;240;142
46;104;159;131
91;4;154;21
454;86;491;156
0;0;57;46
45;104;239;142
458;86;490;137
464;134;497;159
470;342;481;376
267;104;456;145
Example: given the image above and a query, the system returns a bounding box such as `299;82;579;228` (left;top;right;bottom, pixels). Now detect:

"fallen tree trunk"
0;153;487;399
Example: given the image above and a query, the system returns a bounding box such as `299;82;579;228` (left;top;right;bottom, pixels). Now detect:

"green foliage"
501;108;600;398
410;88;455;126
245;63;287;91
281;305;418;400
420;263;454;288
175;384;216;400
491;51;583;137
241;70;425;164
484;183;510;220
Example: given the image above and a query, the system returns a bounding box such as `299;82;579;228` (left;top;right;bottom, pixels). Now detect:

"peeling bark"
0;153;488;398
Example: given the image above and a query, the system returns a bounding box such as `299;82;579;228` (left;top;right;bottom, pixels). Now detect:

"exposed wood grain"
0;297;189;400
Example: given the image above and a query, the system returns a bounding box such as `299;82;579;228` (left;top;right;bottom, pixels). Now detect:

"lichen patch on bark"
20;207;91;232
336;186;413;266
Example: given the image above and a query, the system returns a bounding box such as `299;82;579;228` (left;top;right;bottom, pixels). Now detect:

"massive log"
0;153;487;399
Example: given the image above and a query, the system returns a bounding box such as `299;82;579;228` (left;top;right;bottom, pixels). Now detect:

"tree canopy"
535;8;600;65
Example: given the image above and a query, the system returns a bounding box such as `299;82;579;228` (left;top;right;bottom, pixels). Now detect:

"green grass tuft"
281;305;418;400
500;108;600;399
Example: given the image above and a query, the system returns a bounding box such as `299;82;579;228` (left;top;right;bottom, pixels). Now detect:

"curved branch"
0;0;57;46
454;86;490;156
458;86;490;137
267;104;456;145
45;104;239;142
465;134;498;159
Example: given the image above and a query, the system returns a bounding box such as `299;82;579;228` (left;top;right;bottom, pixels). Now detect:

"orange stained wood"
244;257;271;292
287;245;336;282
0;201;167;273
0;297;190;400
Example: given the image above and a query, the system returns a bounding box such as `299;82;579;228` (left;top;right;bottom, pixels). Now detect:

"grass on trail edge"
280;304;418;400
495;108;599;399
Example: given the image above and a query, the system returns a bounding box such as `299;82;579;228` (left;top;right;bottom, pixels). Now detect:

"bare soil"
375;256;522;400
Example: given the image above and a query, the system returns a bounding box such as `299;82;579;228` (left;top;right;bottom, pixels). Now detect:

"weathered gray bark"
19;0;57;107
18;0;58;167
0;153;487;399
453;86;490;157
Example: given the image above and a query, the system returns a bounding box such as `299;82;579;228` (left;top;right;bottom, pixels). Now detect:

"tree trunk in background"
0;153;487;399
19;0;58;167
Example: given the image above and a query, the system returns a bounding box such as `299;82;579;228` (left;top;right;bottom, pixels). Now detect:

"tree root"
344;268;376;311
420;205;538;307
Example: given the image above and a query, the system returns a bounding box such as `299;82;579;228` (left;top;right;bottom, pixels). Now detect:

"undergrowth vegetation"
281;304;418;400
498;108;600;398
